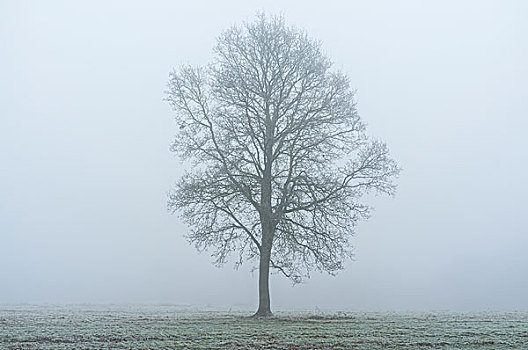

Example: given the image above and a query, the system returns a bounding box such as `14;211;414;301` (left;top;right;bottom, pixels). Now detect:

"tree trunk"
254;212;273;317
254;243;272;317
254;106;274;317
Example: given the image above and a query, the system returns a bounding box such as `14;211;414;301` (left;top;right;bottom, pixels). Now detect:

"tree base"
252;309;273;318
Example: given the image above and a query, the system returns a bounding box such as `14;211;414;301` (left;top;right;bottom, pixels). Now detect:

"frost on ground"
1;305;527;349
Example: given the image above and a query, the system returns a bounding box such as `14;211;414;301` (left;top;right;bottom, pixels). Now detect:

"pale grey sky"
1;0;527;311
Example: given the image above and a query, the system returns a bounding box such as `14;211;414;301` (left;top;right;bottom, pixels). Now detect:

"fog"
1;0;527;311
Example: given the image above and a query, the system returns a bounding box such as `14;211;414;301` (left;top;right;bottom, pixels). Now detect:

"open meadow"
1;305;527;349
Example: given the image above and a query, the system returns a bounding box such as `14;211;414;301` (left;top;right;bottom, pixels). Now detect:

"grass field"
1;305;527;349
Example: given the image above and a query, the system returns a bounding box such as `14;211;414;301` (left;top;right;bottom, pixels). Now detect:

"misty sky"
1;0;527;311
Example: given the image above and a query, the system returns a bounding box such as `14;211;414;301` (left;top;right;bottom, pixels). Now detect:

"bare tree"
166;14;399;317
